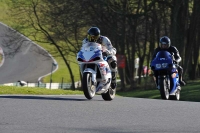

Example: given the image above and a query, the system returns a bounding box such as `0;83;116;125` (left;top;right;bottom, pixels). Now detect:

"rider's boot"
179;74;186;86
111;72;117;89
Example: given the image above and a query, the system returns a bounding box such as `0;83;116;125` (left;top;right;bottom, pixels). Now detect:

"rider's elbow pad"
112;48;117;55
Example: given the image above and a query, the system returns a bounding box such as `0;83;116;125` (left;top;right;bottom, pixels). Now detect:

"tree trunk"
183;0;200;76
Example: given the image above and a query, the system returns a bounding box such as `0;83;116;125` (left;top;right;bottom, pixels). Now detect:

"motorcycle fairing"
77;42;111;94
170;67;180;95
151;51;180;96
151;51;173;71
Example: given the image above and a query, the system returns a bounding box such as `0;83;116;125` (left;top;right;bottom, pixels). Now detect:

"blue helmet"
159;36;171;49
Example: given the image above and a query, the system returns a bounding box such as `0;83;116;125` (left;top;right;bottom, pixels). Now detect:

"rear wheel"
159;78;170;100
169;89;180;100
101;81;116;101
82;72;96;100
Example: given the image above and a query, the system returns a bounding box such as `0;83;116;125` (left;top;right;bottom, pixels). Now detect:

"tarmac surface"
0;95;199;133
0;22;57;84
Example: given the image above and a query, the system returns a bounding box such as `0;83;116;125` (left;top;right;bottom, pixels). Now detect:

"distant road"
0;22;57;84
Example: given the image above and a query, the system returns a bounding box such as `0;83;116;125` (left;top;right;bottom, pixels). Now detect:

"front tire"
82;72;96;100
159;78;170;100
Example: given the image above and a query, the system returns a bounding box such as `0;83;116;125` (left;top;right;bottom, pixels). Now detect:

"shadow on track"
0;95;101;101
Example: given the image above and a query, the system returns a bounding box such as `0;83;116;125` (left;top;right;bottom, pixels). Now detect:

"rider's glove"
102;49;111;56
171;55;177;64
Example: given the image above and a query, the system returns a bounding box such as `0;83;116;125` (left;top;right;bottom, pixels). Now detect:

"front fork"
83;67;97;85
157;75;170;90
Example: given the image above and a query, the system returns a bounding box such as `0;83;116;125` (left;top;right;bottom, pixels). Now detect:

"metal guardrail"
1;81;82;89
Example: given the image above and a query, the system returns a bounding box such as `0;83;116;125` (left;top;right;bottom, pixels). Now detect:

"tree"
6;0;200;90
184;0;200;79
7;0;90;89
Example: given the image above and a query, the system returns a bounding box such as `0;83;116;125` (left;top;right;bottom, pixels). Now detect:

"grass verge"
0;86;83;95
0;80;200;102
116;80;200;102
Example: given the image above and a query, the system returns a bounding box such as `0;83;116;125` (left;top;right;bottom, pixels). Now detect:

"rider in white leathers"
82;27;117;89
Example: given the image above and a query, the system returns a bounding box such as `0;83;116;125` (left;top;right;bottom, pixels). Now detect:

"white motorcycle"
77;42;116;100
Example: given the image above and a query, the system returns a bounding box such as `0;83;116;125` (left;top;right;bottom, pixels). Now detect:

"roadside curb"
0;47;5;67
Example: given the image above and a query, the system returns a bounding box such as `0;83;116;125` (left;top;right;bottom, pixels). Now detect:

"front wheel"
82;72;96;100
101;86;116;101
159;78;170;100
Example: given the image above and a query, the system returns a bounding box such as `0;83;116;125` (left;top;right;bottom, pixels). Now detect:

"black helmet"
159;36;171;49
87;27;100;42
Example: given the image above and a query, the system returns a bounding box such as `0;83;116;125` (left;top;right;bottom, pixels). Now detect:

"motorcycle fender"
170;73;179;95
83;68;97;83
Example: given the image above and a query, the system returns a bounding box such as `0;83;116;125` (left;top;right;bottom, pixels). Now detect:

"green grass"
42;56;80;83
117;80;200;102
0;86;83;95
0;54;2;62
0;80;200;102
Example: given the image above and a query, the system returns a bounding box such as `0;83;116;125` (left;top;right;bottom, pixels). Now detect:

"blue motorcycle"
150;51;181;100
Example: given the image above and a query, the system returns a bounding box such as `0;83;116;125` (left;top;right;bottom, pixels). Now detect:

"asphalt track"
0;95;200;133
0;22;57;84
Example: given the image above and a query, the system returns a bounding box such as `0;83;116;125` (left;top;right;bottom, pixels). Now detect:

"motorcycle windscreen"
151;51;173;70
155;51;172;61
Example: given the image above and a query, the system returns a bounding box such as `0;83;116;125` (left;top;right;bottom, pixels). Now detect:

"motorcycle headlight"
156;63;168;68
162;63;168;68
156;64;161;68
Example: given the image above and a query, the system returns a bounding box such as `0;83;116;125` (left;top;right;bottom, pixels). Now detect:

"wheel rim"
87;75;95;96
165;88;169;99
165;79;170;99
